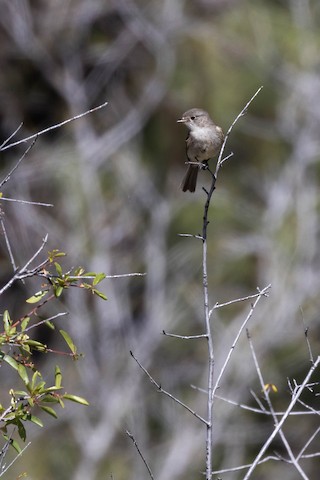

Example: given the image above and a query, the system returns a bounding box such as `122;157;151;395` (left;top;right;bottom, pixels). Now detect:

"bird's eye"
190;116;195;120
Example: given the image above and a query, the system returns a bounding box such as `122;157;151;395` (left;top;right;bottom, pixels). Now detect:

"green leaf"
16;419;26;442
31;370;41;390
3;354;19;371
55;365;62;388
93;289;108;300
30;415;43;427
21;317;30;331
63;394;89;406
25;340;47;351
3;310;11;333
55;262;63;276
41;394;60;402
26;290;48;304
48;249;66;261
59;330;77;354
74;267;85;276
54;285;64;297
93;273;106;286
45;320;55;330
18;365;29;385
40;405;58;418
12;390;28;397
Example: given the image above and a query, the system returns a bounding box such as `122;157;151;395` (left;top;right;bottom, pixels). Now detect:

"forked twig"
247;329;308;479
0;137;38;188
179;86;264;480
0;101;108;152
211;284;271;401
243;356;320;479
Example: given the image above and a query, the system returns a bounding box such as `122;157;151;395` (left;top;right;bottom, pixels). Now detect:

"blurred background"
1;0;320;479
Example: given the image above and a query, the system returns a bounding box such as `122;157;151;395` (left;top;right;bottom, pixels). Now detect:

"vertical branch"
201;86;263;480
202;174;217;480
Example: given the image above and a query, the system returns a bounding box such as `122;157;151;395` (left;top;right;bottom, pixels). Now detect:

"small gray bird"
177;108;224;192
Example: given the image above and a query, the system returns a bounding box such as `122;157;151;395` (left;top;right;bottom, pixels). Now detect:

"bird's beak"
177;117;187;123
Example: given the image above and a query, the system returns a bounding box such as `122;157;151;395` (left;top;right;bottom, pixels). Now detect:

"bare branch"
0;197;54;207
0;137;37;188
215;86;264;178
0;101;108;152
0;218;17;272
211;284;271;400
0;122;23;149
243;356;320;479
163;331;207;340
130;351;209;425
0;235;48;296
212;287;270;312
126;430;154;480
247;330;309;479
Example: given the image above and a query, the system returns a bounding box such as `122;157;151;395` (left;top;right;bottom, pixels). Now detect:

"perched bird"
177;108;224;192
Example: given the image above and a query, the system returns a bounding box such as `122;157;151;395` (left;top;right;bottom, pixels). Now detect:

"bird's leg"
201;160;209;170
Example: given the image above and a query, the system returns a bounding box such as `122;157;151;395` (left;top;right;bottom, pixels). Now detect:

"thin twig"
0;122;23;149
0;441;31;476
297;426;320;461
0;235;48;296
0;101;109;152
243;356;320;479
0;197;53;207
247;330;308;479
250;388;267;412
163;331;207;340
0;137;38;188
24;312;69;332
50;272;146;281
215;86;264;177
99;273;146;279
212;287;270;313
211;284;271;401
178;233;204;240
300;307;314;364
130;351;208;425
212;393;317;416
0;218;17;272
212;452;318;476
126;430;154;480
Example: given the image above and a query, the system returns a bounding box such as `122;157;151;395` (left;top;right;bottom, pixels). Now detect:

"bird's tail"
181;165;198;192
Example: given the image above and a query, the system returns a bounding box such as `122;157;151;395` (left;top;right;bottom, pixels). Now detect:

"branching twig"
247;330;309;479
212;287;270;313
243;356;320;479
198;86;264;480
211;284;271;402
215;86;264;176
0;441;31;476
24;312;69;332
0;137;37;188
0;101;108;152
0;235;48;296
0;122;23;150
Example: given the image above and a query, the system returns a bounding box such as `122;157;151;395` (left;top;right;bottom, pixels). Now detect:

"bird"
177;108;224;192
